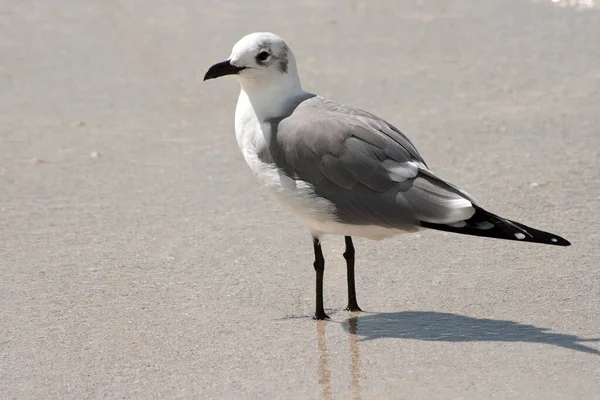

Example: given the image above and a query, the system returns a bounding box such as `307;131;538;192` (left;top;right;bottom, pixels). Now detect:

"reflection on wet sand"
316;317;363;400
316;321;332;400
348;316;362;400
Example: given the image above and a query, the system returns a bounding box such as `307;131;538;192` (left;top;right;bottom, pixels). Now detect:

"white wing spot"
551;238;558;243
514;233;526;240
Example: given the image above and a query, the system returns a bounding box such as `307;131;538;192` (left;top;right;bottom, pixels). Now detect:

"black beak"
203;60;245;81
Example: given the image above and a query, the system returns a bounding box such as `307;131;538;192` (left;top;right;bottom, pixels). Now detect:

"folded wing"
271;96;476;230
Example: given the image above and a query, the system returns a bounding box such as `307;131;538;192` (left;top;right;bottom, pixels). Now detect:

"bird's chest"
234;101;335;224
234;106;275;181
235;103;299;213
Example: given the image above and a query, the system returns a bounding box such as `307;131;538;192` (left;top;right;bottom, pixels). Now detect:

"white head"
204;32;301;93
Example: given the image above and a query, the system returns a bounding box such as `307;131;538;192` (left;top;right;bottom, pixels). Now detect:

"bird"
203;32;570;320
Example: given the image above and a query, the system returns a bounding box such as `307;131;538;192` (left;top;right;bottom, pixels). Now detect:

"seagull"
204;32;571;320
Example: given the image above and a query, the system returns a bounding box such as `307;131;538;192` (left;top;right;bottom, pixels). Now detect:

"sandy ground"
1;0;599;398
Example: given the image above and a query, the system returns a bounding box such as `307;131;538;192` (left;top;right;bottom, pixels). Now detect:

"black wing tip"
505;218;571;247
548;236;571;247
420;216;572;247
518;233;571;246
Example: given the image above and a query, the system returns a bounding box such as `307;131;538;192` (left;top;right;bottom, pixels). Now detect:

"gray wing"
270;96;476;229
305;96;428;167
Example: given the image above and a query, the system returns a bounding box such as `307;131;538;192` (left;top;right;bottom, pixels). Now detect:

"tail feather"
420;205;571;246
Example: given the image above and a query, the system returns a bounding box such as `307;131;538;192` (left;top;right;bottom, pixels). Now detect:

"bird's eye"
257;51;269;61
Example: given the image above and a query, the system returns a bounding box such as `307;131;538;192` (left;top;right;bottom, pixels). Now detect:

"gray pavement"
1;0;599;398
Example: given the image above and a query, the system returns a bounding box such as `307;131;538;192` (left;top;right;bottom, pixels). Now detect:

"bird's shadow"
342;311;600;356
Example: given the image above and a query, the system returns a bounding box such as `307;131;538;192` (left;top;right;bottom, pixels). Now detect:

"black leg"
344;236;362;312
313;237;330;320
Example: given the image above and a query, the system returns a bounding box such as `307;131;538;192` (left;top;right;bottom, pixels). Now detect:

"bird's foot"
345;304;362;312
313;311;331;320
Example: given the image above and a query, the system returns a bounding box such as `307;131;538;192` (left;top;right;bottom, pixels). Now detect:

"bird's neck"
238;74;305;121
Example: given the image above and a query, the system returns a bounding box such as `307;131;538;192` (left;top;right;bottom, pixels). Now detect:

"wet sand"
1;0;599;398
